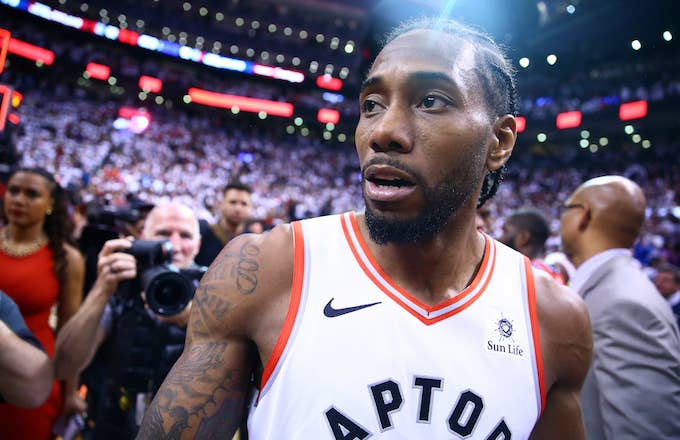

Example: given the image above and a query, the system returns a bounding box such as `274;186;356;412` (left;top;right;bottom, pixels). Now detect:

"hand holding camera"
95;238;137;297
97;239;206;317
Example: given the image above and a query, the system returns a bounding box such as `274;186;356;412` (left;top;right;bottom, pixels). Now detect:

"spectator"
0;167;86;440
195;181;253;266
499;208;566;284
54;201;203;439
655;264;680;327
560;175;680;439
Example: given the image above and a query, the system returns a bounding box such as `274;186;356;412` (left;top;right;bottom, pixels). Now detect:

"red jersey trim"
341;212;496;325
524;257;546;413
260;221;305;390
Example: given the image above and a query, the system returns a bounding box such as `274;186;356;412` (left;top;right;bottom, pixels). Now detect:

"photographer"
54;201;203;439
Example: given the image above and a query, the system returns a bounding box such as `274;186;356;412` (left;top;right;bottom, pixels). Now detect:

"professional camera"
120;240;207;316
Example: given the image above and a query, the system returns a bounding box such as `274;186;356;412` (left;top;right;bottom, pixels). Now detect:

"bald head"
576;176;646;247
561;176;646;266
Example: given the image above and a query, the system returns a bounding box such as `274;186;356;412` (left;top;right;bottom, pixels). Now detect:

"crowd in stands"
8;88;680;267
2;8;679;268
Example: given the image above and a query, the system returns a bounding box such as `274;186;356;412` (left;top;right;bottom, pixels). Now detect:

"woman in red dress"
0;168;86;439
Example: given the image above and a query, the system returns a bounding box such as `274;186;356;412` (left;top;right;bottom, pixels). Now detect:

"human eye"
360;98;382;115
418;94;452;110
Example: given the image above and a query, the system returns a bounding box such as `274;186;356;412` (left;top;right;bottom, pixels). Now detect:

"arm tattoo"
137;238;258;438
136;342;250;439
231;242;260;295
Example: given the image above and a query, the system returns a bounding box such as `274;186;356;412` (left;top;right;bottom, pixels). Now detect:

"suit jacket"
577;254;680;440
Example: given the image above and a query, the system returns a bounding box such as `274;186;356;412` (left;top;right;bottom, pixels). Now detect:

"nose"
168;232;183;254
366;104;414;154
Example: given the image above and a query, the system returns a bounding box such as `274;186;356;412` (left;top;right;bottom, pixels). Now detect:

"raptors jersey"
248;212;545;439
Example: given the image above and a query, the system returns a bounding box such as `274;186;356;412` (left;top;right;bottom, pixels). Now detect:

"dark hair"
223;181;252;195
383;17;518;208
9;167;74;286
507;209;550;250
657;264;680;285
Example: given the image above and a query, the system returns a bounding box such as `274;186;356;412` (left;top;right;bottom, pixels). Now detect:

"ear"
577;203;592;232
487;115;517;171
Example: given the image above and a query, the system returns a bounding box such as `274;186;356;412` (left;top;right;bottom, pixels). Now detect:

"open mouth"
364;165;417;203
367;176;415;188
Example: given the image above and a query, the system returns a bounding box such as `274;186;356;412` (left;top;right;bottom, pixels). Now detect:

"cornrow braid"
383;17;518;208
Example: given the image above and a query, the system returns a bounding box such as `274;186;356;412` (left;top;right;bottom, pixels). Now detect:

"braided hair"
383;18;519;208
9;167;74;286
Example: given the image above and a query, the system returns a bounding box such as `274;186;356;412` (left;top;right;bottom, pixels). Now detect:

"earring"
46;209;52;216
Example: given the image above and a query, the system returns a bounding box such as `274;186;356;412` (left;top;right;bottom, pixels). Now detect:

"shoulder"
191;224;294;338
63;243;85;272
534;270;593;388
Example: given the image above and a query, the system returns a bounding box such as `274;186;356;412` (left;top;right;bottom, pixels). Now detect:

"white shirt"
570;249;632;295
667;291;680;308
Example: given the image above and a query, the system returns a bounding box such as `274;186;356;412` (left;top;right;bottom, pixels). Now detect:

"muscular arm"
0;297;53;408
530;273;593;440
137;226;293;439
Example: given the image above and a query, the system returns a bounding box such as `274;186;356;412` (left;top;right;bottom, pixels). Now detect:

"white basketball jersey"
248;212;545;439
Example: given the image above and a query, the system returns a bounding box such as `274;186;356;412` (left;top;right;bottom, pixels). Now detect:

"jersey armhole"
524;256;547;414
258;221;306;396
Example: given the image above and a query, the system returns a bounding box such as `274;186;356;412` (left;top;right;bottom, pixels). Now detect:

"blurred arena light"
0;28;9;74
519;57;530;68
188;88;294;117
546;54;557;65
115;107;151;133
515;116;526;133
631;39;642;50
317;108;340;124
85;62;111;80
7;38;54;65
619;100;648;121
138;75;163;93
316;74;343;91
556;111;582;129
3;1;305;84
7;112;19;125
0;84;12;132
663;31;673;41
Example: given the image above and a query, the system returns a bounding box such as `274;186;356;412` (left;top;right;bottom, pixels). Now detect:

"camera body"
120;240;206;316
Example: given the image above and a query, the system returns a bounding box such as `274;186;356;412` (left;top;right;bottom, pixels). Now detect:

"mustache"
361;157;424;184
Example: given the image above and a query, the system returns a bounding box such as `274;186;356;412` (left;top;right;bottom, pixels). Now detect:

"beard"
363;154;484;245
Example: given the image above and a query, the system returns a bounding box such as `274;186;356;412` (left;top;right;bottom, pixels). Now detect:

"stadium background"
0;0;678;265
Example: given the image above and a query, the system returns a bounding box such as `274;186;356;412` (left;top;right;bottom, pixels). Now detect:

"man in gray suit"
560;175;680;439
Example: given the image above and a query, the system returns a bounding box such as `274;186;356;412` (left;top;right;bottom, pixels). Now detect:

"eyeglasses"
559;203;585;216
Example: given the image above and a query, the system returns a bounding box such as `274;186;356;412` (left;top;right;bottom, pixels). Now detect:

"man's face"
143;207;200;268
355;30;497;244
559;193;585;261
220;189;252;227
499;220;519;251
655;271;678;297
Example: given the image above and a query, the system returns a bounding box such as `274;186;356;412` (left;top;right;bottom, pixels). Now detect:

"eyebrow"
360;71;460;94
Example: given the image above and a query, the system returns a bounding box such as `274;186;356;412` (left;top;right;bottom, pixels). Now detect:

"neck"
358;212;485;306
5;223;46;243
219;217;242;235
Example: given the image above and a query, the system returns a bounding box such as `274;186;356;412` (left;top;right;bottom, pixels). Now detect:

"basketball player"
137;18;592;439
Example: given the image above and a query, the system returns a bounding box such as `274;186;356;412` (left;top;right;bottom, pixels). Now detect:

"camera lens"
142;267;194;316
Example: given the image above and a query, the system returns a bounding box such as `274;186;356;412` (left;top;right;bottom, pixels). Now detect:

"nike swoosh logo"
323;298;382;317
